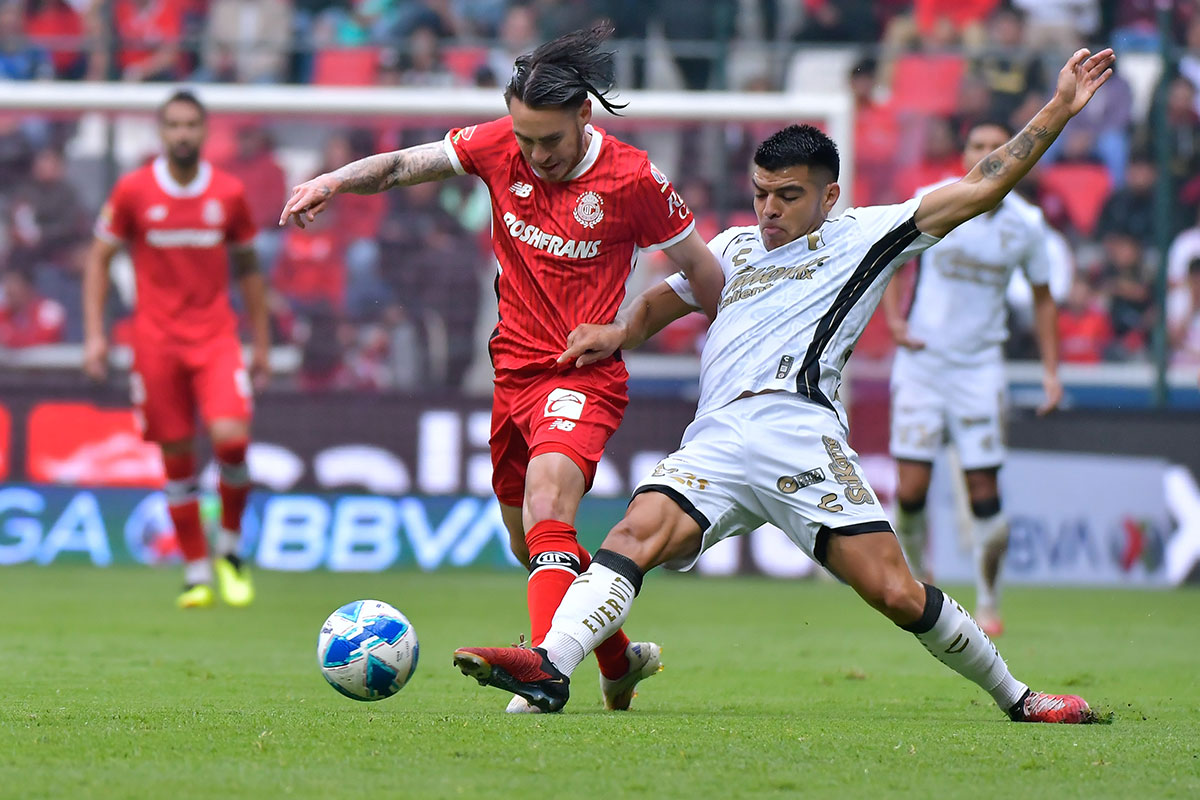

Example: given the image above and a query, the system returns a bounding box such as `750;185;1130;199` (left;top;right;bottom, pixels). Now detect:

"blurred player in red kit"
281;23;725;712
83;90;268;610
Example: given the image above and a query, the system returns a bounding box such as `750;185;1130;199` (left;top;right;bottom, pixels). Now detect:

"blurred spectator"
380;23;455;86
1110;0;1160;52
1169;258;1200;366
1159;77;1200;223
0;116;36;196
948;73;994;143
656;0;735;90
313;0;403;47
25;0;86;79
881;0;994;59
1057;274;1113;363
1010;0;1099;51
1181;18;1200;117
453;0;508;38
1050;59;1132;185
796;0;882;44
316;129;388;319
849;56;900;206
602;0;651;87
894;116;961;201
0;264;65;347
1100;232;1155;358
198;0;292;83
221;126;287;275
391;0;461;39
273;202;348;314
0;0;52;79
971;7;1044;124
296;305;352;390
7;146;85;268
90;0;184;81
1096;152;1156;246
530;0;597;40
485;3;536;86
1169;206;1200;306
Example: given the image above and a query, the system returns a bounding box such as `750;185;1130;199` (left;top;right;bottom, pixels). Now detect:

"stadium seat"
312;47;380;86
442;46;488;83
1038;163;1112;236
889;53;966;115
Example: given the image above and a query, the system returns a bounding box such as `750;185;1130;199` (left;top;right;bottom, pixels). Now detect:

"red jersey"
444;117;695;373
96;157;256;345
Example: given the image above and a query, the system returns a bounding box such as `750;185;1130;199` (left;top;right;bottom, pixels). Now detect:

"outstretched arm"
915;48;1115;239
557;281;696;369
279;141;457;228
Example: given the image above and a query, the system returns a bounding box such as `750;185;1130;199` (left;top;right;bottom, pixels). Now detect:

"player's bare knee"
871;577;926;624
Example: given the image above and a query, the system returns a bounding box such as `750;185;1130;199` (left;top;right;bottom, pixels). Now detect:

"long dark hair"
504;22;627;115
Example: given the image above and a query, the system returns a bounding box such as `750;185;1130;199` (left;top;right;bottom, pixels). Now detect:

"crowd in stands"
2;0;1200;389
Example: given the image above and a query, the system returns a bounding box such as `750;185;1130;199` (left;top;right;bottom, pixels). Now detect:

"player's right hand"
558;323;625;369
888;320;924;351
279;174;340;229
82;335;108;381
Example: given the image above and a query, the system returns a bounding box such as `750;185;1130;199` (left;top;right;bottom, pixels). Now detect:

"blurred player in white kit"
884;120;1063;637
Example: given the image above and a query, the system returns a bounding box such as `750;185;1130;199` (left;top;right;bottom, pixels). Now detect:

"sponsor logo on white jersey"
146;204;168;222
501;212;600;259
146;228;225;248
509;182;533;198
544;388;587;420
573;191;604;228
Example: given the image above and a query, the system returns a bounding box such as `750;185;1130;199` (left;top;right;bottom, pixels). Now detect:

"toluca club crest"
573;191;604;229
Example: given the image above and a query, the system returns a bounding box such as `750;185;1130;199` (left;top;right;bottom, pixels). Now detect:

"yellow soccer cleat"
177;583;215;609
215;555;255;607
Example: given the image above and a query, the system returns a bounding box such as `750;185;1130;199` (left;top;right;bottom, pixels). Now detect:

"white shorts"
633;392;892;572
889;350;1007;470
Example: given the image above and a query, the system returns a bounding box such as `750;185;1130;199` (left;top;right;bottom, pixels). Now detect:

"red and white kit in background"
96;157;257;442
444;118;696;503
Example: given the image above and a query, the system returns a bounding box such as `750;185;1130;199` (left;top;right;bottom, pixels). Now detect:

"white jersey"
906;178;1053;365
667;197;940;421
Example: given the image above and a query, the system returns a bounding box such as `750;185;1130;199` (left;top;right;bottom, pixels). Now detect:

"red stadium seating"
312;48;380;86
1038;163;1112;236
442;46;488;83
890;54;966;115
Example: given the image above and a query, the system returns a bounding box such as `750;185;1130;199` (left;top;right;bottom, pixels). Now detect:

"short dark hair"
753;124;840;182
968;118;1014;139
504;22;627;115
158;89;206;122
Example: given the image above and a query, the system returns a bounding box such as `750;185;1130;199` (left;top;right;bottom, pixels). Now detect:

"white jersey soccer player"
885;122;1063;637
455;49;1114;725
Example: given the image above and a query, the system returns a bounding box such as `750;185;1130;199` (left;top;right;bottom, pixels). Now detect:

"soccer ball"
317;599;419;701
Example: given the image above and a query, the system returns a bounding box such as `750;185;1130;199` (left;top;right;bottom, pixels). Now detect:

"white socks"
217;529;240;560
184;559;213;586
903;584;1027;711
895;502;929;577
973;512;1009;611
540;562;638;676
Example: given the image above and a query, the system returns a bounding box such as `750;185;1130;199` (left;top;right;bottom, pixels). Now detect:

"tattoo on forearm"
980;156;1006;178
333;142;457;194
1006;133;1035;159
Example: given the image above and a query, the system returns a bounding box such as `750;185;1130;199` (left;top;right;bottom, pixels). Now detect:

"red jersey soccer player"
282;24;725;712
84;90;268;610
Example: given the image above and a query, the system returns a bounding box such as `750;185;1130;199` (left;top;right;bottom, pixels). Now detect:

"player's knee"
864;576;925;623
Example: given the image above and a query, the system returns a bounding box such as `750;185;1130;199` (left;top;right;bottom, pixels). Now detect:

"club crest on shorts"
544;388;587;420
573;191;604;229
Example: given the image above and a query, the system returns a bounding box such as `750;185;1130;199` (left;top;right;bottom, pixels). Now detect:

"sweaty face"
508;97;590;183
753;164;839;251
159;101;206;169
963;124;1010;173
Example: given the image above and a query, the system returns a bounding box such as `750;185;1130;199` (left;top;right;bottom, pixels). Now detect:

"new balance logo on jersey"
502;212;600;259
509;182;533;198
822;436;874;505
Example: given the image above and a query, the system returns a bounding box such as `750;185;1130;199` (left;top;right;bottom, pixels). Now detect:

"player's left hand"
279;174;340;229
250;347;271;391
1038;371;1063;416
1054;48;1116;116
558;323;624;369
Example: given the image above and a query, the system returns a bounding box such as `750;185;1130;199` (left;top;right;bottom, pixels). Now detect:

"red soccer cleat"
1009;690;1094;723
453;646;571;713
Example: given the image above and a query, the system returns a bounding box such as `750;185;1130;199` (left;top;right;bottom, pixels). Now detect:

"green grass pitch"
3;565;1198;799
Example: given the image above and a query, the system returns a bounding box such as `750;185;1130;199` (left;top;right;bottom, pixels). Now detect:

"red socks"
525;519;632;680
213;438;250;534
162;451;206;562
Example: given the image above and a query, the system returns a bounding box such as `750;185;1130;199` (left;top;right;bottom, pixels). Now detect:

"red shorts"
490;358;629;507
131;335;252;443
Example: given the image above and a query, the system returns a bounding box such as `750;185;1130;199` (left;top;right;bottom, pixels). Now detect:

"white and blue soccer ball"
317;600;419;701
